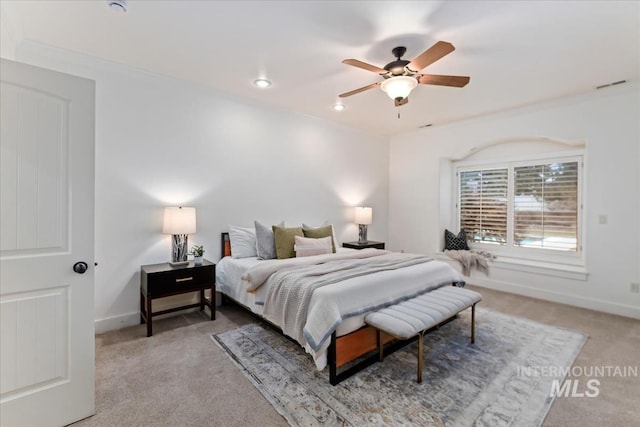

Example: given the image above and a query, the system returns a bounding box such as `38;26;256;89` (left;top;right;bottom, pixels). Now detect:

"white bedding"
216;256;265;314
215;250;465;370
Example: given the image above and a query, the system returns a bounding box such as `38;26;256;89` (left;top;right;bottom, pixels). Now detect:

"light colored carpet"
72;285;640;427
213;309;586;426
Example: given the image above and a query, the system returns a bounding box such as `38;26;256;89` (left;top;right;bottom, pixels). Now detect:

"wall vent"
596;80;626;90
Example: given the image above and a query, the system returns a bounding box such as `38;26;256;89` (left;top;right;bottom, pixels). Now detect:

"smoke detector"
107;0;127;13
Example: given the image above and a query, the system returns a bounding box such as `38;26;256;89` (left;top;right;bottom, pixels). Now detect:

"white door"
0;59;95;426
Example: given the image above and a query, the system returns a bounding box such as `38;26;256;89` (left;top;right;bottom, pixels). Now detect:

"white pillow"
228;225;257;258
294;235;333;257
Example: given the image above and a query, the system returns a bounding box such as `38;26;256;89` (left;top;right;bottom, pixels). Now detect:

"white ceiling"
4;0;640;136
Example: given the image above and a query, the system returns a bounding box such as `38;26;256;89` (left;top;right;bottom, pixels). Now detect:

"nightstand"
140;260;215;337
342;241;385;250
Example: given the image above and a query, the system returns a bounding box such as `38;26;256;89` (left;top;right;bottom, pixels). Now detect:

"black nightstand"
343;241;385;250
140;260;215;337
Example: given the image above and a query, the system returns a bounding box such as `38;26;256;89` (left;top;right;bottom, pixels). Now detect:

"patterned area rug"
212;309;586;427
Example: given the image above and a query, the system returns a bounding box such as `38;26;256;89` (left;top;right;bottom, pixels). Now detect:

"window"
459;168;508;245
457;155;582;260
513;162;579;251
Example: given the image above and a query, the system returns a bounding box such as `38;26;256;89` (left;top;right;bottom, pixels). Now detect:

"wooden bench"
364;286;482;383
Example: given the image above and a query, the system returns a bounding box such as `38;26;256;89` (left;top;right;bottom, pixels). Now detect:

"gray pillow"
254;220;284;260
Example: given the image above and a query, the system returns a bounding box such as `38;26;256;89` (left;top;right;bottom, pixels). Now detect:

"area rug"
211;309;586;427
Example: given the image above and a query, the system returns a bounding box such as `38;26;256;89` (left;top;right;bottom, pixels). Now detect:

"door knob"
73;262;88;274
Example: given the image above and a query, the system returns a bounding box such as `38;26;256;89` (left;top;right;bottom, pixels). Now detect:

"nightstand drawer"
146;265;214;296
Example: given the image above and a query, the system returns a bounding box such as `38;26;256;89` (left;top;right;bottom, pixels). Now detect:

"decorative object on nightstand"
190;245;205;266
140;259;215;337
343;240;385;250
354;206;372;243
163;206;196;266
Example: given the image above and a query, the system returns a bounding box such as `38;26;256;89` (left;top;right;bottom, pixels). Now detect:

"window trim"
454;150;585;266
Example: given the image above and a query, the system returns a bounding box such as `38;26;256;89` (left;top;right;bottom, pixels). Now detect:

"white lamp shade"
355;207;372;225
380;76;418;100
163;207;196;234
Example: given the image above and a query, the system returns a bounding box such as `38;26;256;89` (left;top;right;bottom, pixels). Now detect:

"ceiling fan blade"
418;74;470;87
339;82;381;98
408;41;455;71
394;97;409;107
342;59;388;75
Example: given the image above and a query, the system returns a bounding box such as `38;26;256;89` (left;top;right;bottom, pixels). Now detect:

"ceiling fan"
339;41;470;107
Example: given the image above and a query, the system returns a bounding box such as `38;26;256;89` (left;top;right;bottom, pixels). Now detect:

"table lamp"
163;206;196;266
355;207;372;243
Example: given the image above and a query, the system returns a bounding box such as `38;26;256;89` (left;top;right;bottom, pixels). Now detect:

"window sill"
435;251;589;281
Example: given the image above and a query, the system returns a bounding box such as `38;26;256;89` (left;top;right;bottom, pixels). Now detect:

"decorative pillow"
273;226;304;259
302;222;337;252
294;235;333;257
444;229;470;251
254;220;284;260
228;225;257;258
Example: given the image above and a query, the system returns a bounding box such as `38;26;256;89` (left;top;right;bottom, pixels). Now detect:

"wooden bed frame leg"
377;329;384;362
329;331;338;386
417;333;423;384
471;303;476;344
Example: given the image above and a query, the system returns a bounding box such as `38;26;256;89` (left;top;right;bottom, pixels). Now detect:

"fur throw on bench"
445;249;496;276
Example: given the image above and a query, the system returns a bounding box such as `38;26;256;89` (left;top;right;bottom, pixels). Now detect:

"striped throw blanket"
261;253;433;351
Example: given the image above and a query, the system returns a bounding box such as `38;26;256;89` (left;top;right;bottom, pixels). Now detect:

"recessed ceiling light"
107;0;127;13
253;79;272;88
332;103;346;112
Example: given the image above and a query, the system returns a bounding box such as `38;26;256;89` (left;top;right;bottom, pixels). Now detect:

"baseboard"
468;277;640;320
94;292;221;334
95;312;140;334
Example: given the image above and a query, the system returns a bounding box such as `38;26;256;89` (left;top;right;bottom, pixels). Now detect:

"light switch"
598;214;608;225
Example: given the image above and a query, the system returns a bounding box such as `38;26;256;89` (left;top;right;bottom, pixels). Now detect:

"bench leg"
417;333;423;383
471;303;476;344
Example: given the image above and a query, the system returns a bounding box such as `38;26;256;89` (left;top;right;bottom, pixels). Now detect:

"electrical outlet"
631;282;640;294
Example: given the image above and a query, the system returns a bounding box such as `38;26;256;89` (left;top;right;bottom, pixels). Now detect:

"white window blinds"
513;162;579;251
459;168;508;245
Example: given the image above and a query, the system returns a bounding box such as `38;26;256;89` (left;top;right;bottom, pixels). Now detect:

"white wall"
0;2;21;60
11;41;638;330
389;84;640;319
15;42;389;332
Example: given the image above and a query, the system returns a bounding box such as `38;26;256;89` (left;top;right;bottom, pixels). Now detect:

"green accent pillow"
303;225;336;253
273;226;304;259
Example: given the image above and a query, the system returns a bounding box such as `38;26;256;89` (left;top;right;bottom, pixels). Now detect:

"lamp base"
169;260;189;267
358;224;368;244
171;234;189;265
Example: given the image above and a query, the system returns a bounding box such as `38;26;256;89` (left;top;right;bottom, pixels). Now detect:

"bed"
216;232;465;384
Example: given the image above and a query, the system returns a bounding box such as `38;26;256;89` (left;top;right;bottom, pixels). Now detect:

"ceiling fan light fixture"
332;103;346;111
253;78;272;88
380;76;418;101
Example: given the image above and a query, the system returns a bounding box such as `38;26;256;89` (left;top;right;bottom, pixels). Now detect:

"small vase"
194;256;203;266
